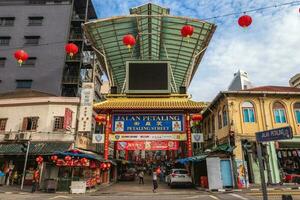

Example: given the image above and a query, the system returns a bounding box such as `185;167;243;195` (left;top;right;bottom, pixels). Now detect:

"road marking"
229;193;249;200
184;195;201;199
209;195;220;200
49;196;72;199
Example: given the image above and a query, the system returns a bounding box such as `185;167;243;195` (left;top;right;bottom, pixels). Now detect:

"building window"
0;58;6;67
22;57;36;67
218;110;222;129
273;102;287;123
16;80;32;89
0;37;11;46
24;36;40;45
54;116;64;131
0;118;7;131
29;0;46;5
28;16;43;26
222;106;228;127
294;102;300;124
22;117;38;131
0;17;15;26
242;101;255;123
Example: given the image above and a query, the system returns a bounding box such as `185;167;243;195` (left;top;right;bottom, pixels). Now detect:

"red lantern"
36;156;43;165
80;158;88;164
56;159;64;166
191;114;203;121
65;43;79;57
95;114;106;124
181;25;194;38
51;155;58;162
107;163;111;169
90;161;96;169
122;34;136;49
14;50;29;65
64;155;72;161
238;15;252;28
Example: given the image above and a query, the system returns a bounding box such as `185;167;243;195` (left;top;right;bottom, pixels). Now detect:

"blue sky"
91;0;300;101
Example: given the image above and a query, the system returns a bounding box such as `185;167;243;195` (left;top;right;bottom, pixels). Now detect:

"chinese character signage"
117;141;179;151
78;82;94;132
63;108;72;130
112;114;184;133
110;133;186;141
256;126;293;142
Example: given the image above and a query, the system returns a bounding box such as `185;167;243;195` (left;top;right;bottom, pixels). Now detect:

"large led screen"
127;62;170;93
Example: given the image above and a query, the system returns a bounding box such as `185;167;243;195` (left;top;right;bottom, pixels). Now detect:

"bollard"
282;195;293;200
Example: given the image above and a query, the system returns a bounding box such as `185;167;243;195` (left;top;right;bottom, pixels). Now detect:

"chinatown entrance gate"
94;96;205;161
84;3;215;165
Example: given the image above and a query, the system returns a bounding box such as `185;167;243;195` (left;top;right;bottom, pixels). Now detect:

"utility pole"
21;140;30;190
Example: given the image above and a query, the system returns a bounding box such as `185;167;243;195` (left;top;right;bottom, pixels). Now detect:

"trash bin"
0;172;5;186
45;179;57;193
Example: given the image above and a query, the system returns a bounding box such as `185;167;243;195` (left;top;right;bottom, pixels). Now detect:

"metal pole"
21;140;30;190
257;142;268;200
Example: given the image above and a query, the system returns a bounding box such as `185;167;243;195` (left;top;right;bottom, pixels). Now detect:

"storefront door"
220;159;233;187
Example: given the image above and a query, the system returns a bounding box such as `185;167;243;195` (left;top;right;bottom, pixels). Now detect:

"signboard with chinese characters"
112;114;185;133
192;133;204;143
63;108;73;130
110;133;186;141
117;141;179;151
78;83;94;132
256;126;293;142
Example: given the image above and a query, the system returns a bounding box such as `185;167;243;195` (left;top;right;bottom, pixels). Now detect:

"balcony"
62;76;79;84
66;54;81;62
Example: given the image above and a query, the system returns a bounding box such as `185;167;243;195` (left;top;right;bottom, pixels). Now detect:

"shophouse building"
201;86;300;185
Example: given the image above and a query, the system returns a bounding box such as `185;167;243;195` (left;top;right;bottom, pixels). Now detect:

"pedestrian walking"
138;171;144;184
31;169;40;193
152;170;158;193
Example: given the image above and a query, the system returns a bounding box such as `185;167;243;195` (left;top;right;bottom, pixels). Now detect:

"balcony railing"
62;76;79;84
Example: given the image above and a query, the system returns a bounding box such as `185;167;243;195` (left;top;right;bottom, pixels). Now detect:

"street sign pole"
257;142;268;200
21;140;30;190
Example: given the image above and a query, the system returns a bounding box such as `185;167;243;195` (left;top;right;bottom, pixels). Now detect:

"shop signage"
76;136;96;151
92;134;104;144
117;141;179;151
256;126;293;142
78;82;94;132
112;114;184;133
63;108;73;130
110;133;186;141
191;133;204;143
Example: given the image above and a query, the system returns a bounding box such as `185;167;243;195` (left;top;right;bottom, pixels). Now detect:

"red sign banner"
63;108;72;130
117;141;179;151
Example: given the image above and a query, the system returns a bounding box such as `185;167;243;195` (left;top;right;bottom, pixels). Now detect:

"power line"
202;0;300;21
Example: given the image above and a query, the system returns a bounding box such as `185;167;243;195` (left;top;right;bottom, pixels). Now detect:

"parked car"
118;168;136;181
166;169;192;187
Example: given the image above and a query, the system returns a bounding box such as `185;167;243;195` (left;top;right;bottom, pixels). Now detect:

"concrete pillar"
268;142;280;183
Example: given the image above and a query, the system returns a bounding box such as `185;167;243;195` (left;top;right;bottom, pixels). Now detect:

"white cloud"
189;6;300;101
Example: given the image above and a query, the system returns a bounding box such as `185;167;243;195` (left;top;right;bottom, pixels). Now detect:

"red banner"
117;141;179;151
63;108;72;130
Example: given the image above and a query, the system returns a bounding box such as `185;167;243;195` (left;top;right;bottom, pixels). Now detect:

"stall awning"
0;142;72;155
94;95;206;113
212;143;235;153
176;154;208;164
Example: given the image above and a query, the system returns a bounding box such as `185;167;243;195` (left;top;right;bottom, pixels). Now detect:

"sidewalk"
195;183;300;193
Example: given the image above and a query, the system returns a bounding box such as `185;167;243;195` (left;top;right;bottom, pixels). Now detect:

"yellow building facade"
202;86;300;185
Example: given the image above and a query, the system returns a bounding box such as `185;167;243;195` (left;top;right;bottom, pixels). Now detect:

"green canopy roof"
84;3;216;92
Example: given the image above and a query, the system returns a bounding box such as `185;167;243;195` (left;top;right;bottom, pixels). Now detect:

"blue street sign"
256;126;293;142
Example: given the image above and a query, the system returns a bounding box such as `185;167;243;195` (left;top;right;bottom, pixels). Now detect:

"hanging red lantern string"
238;14;252;28
107;163;111;169
64;155;72;161
95;114;106;125
51;155;58;162
36;156;43;165
14;50;29;66
122;34;136;51
65;43;79;58
181;25;194;43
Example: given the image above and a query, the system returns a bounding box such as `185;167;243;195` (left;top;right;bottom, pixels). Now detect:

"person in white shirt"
138;171;144;184
152;170;158;193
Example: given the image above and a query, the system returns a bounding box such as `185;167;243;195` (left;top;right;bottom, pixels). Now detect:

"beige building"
290;73;300;88
202;86;300;185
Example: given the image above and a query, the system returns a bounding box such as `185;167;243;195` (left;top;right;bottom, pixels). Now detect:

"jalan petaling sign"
256;126;293;142
112;114;185;133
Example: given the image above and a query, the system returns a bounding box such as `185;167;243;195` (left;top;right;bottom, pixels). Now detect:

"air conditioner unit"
4;132;17;140
19;132;31;140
